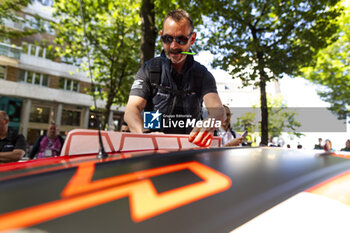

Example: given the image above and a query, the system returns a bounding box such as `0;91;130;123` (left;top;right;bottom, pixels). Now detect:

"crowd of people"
314;138;350;152
0;110;65;163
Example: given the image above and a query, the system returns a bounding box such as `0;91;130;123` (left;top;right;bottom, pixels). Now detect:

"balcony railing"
2;18;25;31
0;43;22;59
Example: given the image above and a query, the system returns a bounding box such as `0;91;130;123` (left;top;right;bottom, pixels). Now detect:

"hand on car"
188;121;215;147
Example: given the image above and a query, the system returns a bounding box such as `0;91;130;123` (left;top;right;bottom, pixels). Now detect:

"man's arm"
124;95;147;133
189;93;225;147
203;92;225;122
0;149;25;163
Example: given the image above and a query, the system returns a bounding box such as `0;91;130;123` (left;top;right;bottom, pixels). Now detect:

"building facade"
0;0;123;145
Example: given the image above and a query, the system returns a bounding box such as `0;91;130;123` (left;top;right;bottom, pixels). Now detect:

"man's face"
48;124;57;138
346;140;350;148
222;107;231;129
161;18;195;64
121;125;130;133
0;113;8;134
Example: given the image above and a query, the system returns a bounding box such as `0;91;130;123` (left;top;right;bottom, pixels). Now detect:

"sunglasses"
161;32;193;45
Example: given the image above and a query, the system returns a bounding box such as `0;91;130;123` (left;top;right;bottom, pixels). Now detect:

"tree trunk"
140;0;157;65
103;99;113;130
259;69;269;146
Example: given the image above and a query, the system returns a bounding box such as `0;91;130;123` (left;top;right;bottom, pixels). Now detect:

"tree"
140;0;157;64
266;94;302;140
233;111;258;135
0;0;42;40
52;0;141;128
233;94;302;145
202;0;342;145
301;0;350;121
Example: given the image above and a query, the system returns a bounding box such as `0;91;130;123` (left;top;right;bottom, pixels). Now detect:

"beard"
165;47;190;64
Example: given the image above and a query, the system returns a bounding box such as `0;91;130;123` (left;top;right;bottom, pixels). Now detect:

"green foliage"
301;0;350;120
52;0;141;127
233;111;258;135
0;0;43;40
203;0;341;85
266;94;302;139
233;94;302;140
201;0;342;143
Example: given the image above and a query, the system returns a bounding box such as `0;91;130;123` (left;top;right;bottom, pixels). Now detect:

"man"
29;122;64;159
341;139;350;152
215;105;244;147
0;110;26;163
323;139;334;152
314;138;323;150
125;9;225;147
120;121;130;133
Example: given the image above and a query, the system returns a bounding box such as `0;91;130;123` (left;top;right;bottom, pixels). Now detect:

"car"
0;129;350;233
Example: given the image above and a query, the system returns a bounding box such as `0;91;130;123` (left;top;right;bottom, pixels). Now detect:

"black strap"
151;83;196;96
148;57;197;97
231;129;237;138
149;57;162;97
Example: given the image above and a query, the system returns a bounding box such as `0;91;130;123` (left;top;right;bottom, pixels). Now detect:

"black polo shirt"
0;129;26;153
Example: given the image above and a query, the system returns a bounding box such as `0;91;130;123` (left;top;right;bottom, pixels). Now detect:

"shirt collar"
1;128;14;140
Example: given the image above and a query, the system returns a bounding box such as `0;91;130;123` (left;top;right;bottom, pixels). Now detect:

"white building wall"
0;79;93;107
19;54;88;82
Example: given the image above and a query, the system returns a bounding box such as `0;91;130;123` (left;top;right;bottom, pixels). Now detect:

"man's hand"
188;120;215;147
188;93;225;147
0;149;25;163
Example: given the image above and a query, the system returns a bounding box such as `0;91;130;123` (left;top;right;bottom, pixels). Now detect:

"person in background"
120;121;130;133
215;105;244;147
297;144;303;149
323;139;334;152
0;111;26;163
341;139;350;152
314;138;323;149
29;122;64;159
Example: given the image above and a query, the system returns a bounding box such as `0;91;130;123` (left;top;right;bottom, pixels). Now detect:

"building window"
24;12;55;34
18;69;49;87
45;45;56;60
22;42;28;54
0;65;6;79
61;109;81;126
59;78;79;92
29;106;50;123
33;0;54;7
30;44;36;56
61;56;81;66
22;42;47;59
43;20;55;35
37;46;44;57
25;15;40;30
0;38;10;44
